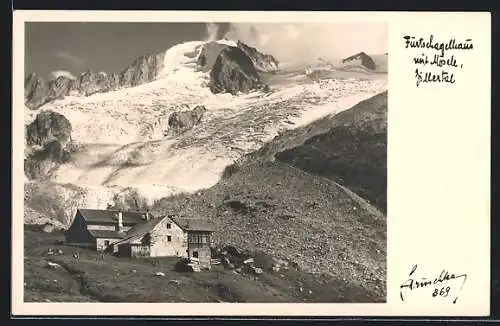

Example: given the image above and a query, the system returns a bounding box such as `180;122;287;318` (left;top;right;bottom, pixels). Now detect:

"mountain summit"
25;40;279;110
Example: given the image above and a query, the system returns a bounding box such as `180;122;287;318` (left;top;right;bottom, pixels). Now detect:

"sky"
25;22;388;81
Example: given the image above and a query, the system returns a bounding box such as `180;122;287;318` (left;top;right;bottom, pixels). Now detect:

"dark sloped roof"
112;218;163;245
171;217;214;232
77;208;152;225
88;230;126;239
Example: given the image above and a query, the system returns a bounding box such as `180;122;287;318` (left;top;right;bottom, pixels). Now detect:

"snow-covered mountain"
24;38;387;225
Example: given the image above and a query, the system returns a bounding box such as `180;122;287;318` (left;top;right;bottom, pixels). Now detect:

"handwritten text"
403;35;474;87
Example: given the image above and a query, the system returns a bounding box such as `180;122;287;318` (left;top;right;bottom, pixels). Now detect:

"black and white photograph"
22;20;388;303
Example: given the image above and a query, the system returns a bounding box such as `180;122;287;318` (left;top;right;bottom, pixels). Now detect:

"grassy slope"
25;229;379;302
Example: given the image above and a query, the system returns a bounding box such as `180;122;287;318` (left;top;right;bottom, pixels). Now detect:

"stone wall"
149;217;188;258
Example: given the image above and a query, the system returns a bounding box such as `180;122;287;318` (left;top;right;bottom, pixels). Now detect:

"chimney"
117;211;123;232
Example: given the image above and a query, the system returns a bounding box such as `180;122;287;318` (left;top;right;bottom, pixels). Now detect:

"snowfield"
24;40;388;216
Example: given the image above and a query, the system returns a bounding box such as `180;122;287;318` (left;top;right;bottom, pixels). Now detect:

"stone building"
64;208;151;251
65;208;215;268
112;215;214;268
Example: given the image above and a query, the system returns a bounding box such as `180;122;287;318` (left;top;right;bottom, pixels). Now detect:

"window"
166;223;171;229
104;240;110;247
192;251;199;258
188;233;209;244
167;235;172;242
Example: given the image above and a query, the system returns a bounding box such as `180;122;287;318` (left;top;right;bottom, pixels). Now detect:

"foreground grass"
24;229;380;303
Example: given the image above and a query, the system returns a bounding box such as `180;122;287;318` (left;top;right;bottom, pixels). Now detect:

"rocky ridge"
236;41;279;73
25;40;279;110
342;52;376;70
25;52;165;110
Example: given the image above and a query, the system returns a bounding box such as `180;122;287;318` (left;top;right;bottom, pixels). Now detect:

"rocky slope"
149;91;388;300
276;91;387;212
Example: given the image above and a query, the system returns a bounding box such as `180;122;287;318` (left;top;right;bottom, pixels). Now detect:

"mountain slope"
149;91;388;301
276;91;387;212
25;39;280;110
24;40;387;189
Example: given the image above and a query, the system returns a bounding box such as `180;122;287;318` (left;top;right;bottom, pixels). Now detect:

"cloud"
224;23;388;66
56;51;86;66
204;23;219;42
51;70;77;80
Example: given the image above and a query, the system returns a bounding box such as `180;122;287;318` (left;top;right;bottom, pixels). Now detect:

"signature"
400;265;467;304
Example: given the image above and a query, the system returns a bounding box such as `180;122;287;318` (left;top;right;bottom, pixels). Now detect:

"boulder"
46;261;60;269
42;223;55;233
167;105;207;135
253;267;263;275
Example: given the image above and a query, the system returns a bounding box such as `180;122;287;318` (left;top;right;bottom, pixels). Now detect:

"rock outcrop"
236;41;279;73
25;111;74;180
48;76;75;99
342;52;376;70
197;42;230;72
118;53;164;88
25;73;50;109
25;53;165;110
208;46;269;95
26;111;72;147
69;70;109;96
167;105;207;135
